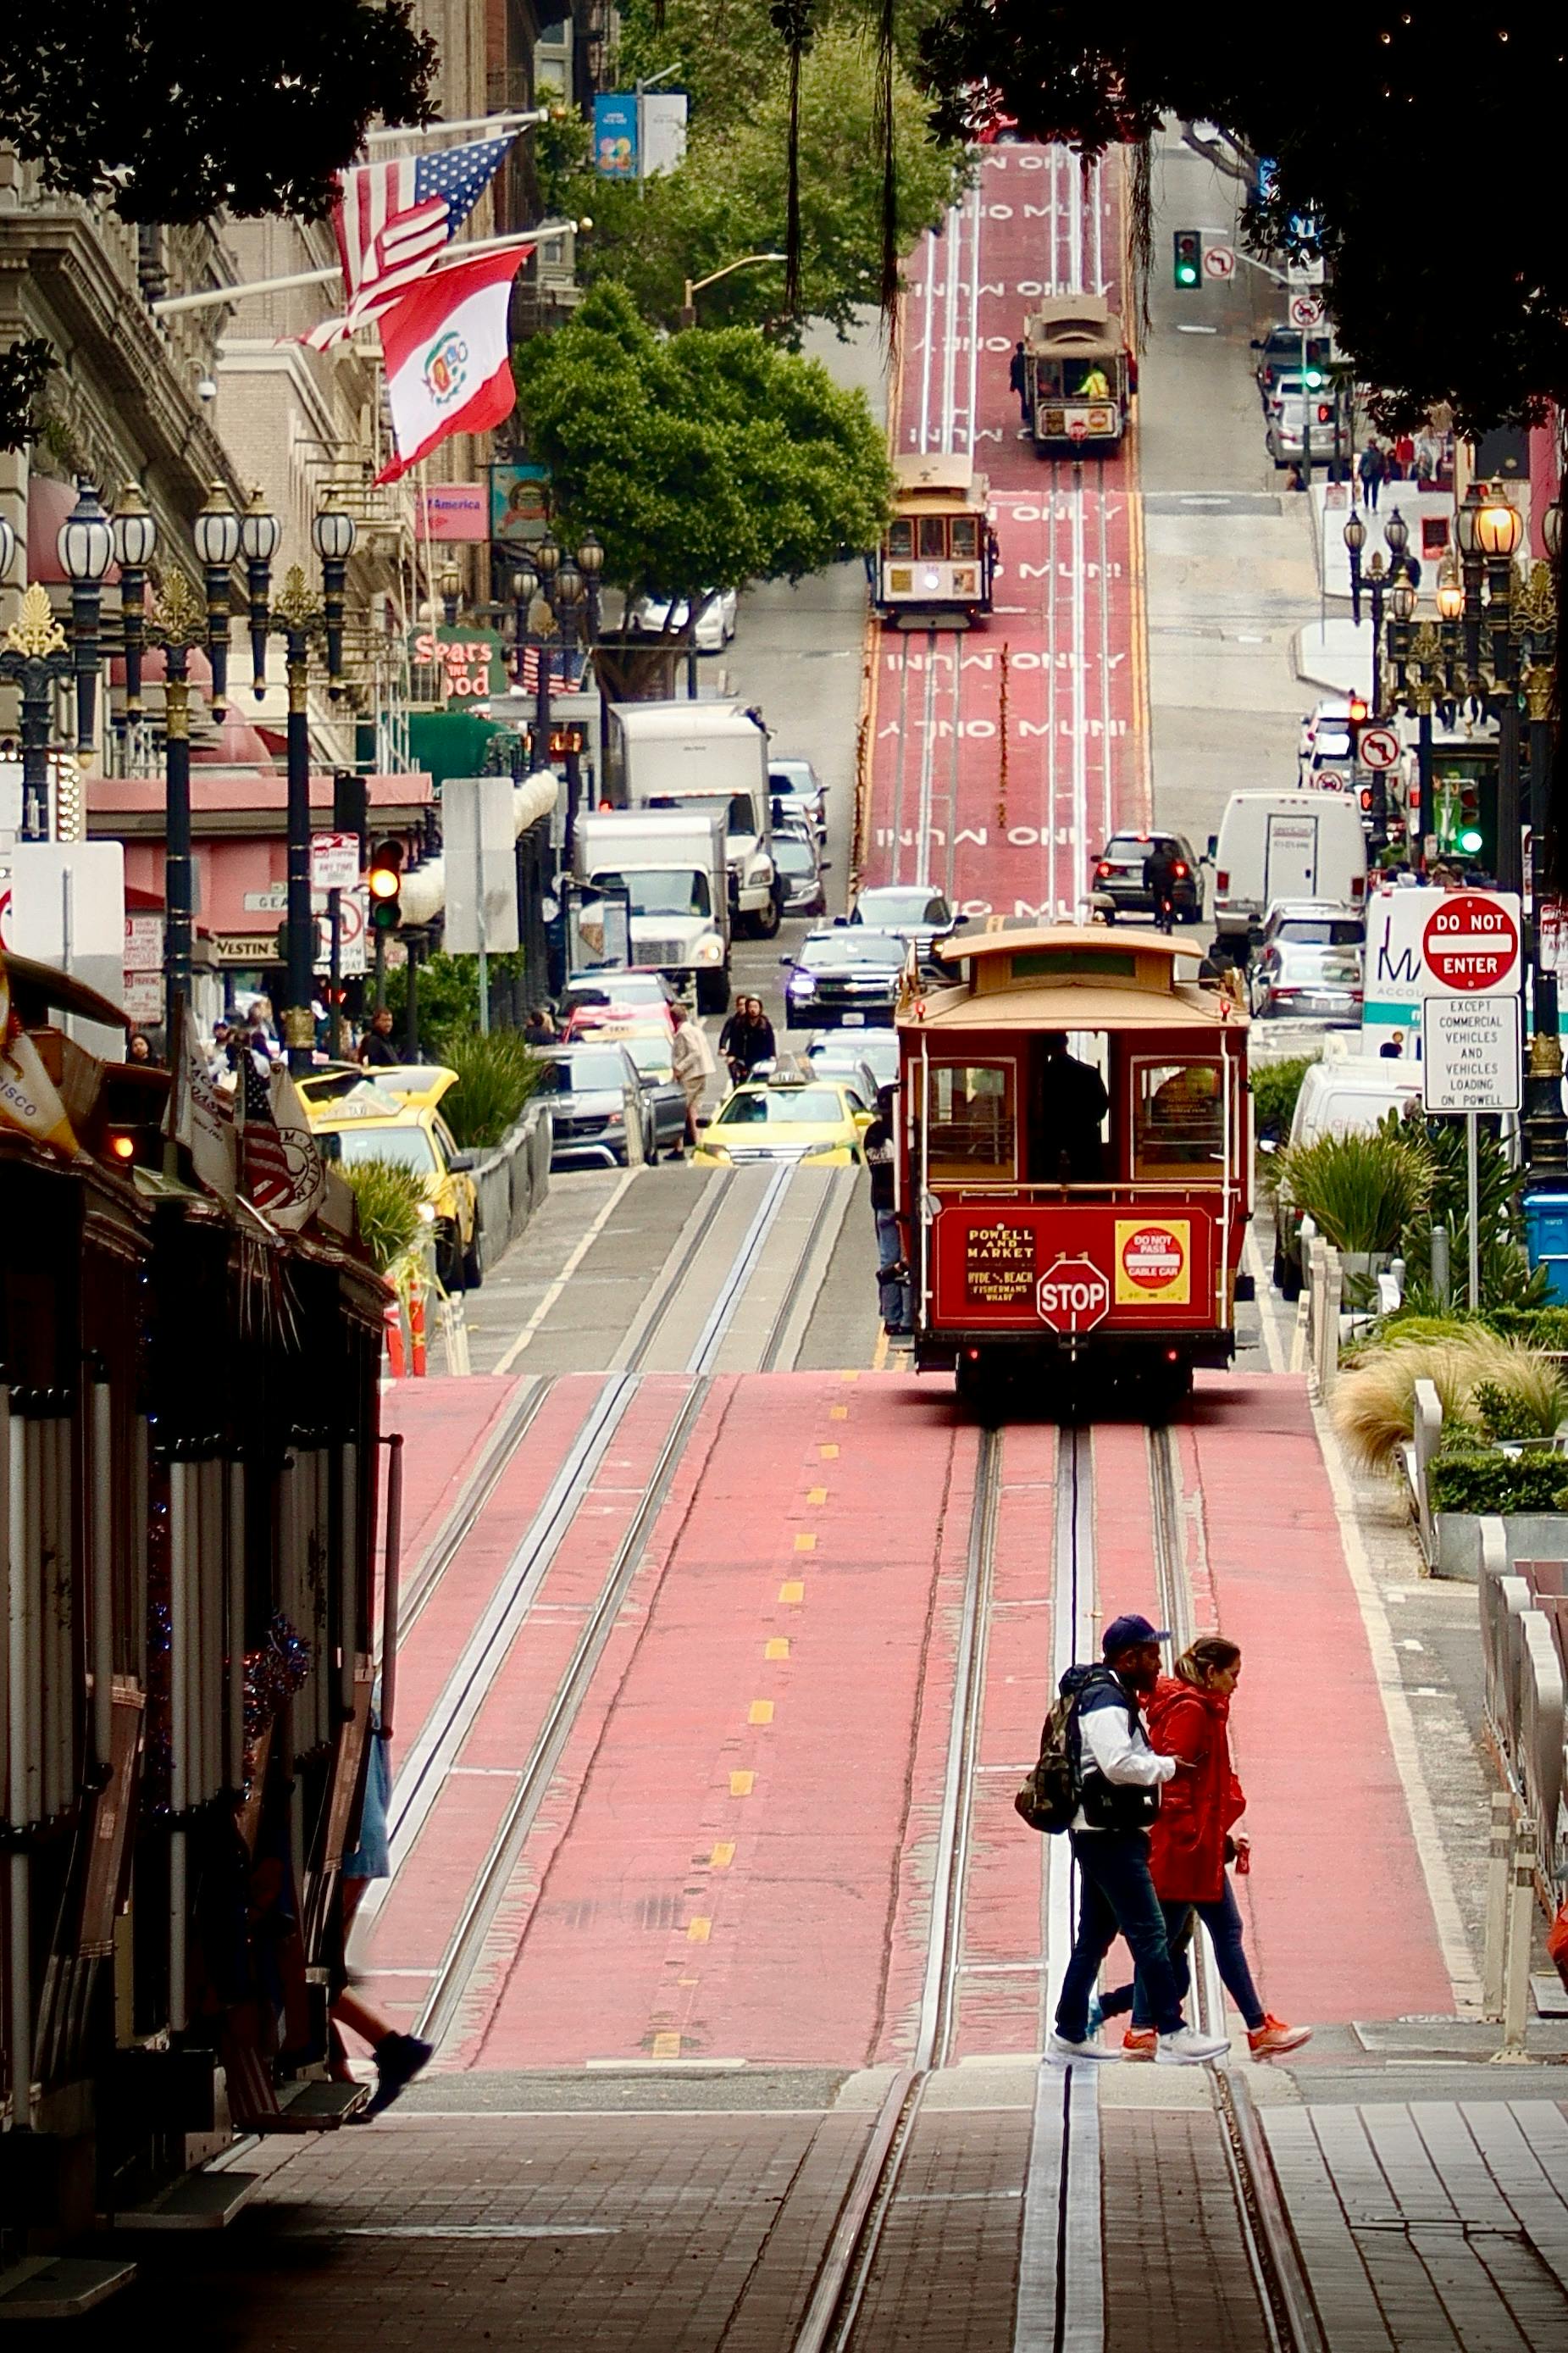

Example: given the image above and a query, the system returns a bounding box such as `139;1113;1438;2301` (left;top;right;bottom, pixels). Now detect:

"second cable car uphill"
876;453;997;629
895;927;1252;1410
1025;294;1133;455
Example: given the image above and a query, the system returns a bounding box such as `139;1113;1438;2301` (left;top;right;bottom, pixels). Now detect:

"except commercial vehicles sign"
1422;996;1521;1114
1036;1255;1110;1333
1420;892;1521;995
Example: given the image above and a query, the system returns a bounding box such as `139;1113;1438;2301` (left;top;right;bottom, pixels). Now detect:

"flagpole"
150;225;583;319
365;109;550;145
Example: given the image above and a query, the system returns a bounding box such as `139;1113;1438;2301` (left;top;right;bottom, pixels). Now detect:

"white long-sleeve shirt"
1072;1692;1177;1831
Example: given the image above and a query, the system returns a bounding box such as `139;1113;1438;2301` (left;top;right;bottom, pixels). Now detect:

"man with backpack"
1043;1614;1231;2066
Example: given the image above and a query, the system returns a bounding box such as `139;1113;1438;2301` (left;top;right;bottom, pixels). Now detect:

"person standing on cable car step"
1029;1031;1109;1183
1010;340;1032;427
865;1084;911;1338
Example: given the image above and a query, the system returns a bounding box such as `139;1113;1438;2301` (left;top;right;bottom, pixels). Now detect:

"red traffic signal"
1347;696;1368;725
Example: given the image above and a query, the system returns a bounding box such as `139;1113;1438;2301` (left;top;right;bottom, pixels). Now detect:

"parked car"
1090;830;1204;924
773;830;828;916
1266;375;1350;469
535;1042;652;1168
768;757;828;838
849;885;958;963
806;1026;900;1091
1270;1044;1423;1296
626;588;739;651
694;1074;874;1166
302;1063;483;1288
781;927;907;1029
1249;901;1365;1022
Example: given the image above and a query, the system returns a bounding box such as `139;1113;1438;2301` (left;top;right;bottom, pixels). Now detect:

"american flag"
308;133;513;347
237;1055;324;1229
514;645;588;696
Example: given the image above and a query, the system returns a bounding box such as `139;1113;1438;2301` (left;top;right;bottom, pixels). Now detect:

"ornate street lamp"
192;483;241;719
1435;563;1465;625
144;572;207;1049
312;499;357;695
438;562;462;629
0;511;14;589
0;585;76;839
111;485;158;718
241;487;281;697
56;479;114;755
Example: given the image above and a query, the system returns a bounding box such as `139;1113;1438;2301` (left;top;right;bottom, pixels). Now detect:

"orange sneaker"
1248;2016;1311;2056
1122;2027;1157;2061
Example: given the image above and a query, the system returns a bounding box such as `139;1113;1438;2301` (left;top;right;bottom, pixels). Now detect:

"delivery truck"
1209;791;1367;946
573;805;732;1013
613;698;784;937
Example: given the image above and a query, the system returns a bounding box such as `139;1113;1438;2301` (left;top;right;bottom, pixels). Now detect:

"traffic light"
1316;402;1333;425
1172;230;1200;289
333;769;368;850
1347;696;1368;725
367;839;403;931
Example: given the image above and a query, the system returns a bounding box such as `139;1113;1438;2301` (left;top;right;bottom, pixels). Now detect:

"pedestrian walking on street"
669;1002;716;1150
331;1695;433;2117
1358;438;1387;512
1089;1637;1311;2060
1048;1615;1231;2067
865;1083;911;1337
1010;340;1032;428
523;1004;557;1047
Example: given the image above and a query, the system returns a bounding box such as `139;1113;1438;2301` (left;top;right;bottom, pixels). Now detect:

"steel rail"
413;1378;713;2048
790;1428;1004;2353
1148;1426;1327;2353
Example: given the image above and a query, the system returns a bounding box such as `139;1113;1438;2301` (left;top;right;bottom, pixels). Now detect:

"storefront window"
926;1063;1015;1179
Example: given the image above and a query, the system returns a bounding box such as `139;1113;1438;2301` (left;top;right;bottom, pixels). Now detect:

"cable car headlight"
921;569;942;591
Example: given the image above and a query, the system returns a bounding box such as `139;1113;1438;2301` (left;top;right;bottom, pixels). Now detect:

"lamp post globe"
1475;489;1523;561
554;558;584;611
535;532;561;580
312;503;357;565
1343;509;1367;556
1436;567;1465;624
111;486;158;574
58;480;113;586
1389;576;1416;625
1544;502;1564;563
1382;507;1410;558
511;561;539;608
192;483;241;570
575;530;604;578
0;511;14;587
240;489;280;568
1455;482;1486;558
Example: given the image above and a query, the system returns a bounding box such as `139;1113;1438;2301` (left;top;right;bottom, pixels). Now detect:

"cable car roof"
891;453;989;509
1024;295;1123;354
899;926;1246;1033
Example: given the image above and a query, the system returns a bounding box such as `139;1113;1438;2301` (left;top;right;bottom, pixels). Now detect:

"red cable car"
894;924;1252;1415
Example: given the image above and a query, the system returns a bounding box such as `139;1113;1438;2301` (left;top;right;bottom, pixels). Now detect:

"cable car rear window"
1133;1062;1224;1175
925;1063;1015;1178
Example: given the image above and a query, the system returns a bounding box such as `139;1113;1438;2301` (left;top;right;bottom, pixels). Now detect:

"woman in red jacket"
1094;1636;1310;2058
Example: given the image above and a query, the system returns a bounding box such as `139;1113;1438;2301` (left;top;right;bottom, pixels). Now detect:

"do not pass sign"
1421;892;1521;996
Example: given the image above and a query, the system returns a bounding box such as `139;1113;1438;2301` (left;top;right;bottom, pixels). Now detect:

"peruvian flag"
374;243;530;486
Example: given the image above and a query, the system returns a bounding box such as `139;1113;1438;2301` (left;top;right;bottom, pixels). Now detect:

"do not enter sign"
1421;892;1521;996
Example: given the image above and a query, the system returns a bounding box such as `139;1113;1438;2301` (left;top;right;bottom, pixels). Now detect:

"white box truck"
573;806;731;1013
1209;791;1367;942
613;699;784;938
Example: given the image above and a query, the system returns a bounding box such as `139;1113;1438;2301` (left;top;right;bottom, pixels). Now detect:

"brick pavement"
1100;2109;1273;2352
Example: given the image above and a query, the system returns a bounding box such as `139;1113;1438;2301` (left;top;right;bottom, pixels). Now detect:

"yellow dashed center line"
829;1405;848;1420
819;1443;839;1459
806;1485;828;1505
765;1636;790;1660
749;1699;774;1725
651;2032;681;2059
729;1770;756;1795
709;1842;735;1869
778;1579;805;1604
687;1917;712;1944
794;1532;816;1551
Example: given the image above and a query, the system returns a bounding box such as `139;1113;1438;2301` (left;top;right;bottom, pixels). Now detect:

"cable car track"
1149;1424;1326;2353
790;1428;1002;2352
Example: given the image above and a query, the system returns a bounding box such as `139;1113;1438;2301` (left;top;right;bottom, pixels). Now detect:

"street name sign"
1421;891;1520;995
1285;255;1325;287
1356;725;1399;770
1421;995;1521;1114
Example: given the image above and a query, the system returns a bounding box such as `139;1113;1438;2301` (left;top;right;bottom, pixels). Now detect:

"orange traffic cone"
409;1277;427;1378
383;1296;406;1379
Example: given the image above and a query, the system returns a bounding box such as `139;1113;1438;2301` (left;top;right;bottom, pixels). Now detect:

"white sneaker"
1046;2030;1121;2066
1156;2025;1230;2066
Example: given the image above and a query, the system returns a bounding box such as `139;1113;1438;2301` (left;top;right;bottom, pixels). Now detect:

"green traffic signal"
1304;368;1324;388
1172;229;1200;288
1458;827;1483;854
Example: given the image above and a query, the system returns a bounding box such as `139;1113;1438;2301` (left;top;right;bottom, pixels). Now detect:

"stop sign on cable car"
1036;1255;1110;1333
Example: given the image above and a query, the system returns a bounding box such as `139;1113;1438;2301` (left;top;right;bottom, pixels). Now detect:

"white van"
1211;791;1367;941
1271;1043;1424;1295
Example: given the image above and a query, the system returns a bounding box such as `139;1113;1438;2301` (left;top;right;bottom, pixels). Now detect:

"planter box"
1432;1511;1568;1583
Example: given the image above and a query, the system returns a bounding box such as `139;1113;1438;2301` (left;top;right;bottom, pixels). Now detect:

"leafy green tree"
551;4;964;336
513;284;892;608
0;2;436;447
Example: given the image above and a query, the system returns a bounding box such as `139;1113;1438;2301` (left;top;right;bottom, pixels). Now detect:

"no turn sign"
1202;244;1236;280
1421;891;1521;996
1356;725;1400;771
1288;291;1324;330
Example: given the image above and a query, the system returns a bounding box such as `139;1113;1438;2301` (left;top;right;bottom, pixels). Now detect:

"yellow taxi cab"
298;1063;483;1287
694;1072;874;1167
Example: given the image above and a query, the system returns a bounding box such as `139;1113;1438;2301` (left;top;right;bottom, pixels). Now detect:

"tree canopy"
511;282;892;605
0;1;436;448
541;0;965;336
912;13;1568;438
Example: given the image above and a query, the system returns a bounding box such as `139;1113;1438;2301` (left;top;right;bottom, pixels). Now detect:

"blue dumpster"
1524;1191;1568;1302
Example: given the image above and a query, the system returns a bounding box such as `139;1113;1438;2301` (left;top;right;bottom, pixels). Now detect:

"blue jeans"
875;1207;911;1334
1055;1829;1185;2040
1101;1879;1265;2033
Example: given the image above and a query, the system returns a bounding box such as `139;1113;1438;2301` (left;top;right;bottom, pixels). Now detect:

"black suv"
781;927;906;1030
